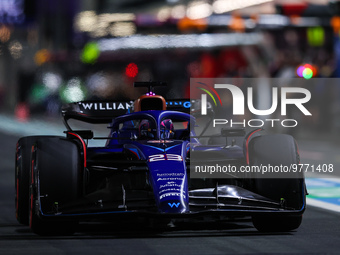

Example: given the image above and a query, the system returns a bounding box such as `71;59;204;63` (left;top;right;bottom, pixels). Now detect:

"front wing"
35;183;306;221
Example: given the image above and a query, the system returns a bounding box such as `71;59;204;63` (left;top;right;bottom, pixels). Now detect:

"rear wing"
61;99;194;130
61;81;196;130
61;100;134;130
166;99;192;113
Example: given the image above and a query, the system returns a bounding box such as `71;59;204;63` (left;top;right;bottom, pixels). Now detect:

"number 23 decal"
148;154;183;162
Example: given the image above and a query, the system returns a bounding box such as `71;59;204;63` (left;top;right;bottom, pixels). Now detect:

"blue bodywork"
90;110;194;214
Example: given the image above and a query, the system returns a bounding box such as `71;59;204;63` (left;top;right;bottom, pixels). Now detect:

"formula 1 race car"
15;82;306;235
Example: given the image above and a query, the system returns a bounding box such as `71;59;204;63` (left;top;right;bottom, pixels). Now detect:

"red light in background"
125;63;138;78
15;103;30;122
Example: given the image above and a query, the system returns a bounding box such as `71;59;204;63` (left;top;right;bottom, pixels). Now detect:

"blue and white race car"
15;82;306;235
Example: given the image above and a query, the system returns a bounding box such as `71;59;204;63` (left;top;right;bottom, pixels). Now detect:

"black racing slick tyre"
29;137;81;235
252;215;303;232
248;134;305;232
15;136;57;225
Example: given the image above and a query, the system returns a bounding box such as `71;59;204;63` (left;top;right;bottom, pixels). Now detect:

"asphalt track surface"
1;131;340;254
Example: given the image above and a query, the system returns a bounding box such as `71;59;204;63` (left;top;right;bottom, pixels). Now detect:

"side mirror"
221;128;245;137
66;130;94;140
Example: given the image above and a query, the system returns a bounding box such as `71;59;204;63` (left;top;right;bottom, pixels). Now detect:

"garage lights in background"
34;49;51;66
8;40;23;59
30;83;49;104
30;72;63;104
0;25;11;43
307;27;324;47
60;77;87;103
81;42;100;64
43;72;63;93
157;0;274;20
187;1;212;20
296;64;317;79
98;33;263;51
74;1;275;38
212;0;273;14
74;11;136;38
87;72;113;98
110;22;136;37
0;0;25;24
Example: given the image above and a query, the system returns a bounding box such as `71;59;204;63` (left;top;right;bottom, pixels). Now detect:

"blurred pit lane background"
0;1;337;116
0;0;340;141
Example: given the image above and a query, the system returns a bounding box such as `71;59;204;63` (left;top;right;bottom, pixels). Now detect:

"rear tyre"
30;137;81;235
15;136;57;225
248;134;305;232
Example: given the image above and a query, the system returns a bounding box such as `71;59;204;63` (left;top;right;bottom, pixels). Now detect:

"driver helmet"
160;119;174;139
139;119;154;139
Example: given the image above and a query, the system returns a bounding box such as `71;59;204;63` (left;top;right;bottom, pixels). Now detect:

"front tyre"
248;134;305;232
252;215;303;232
